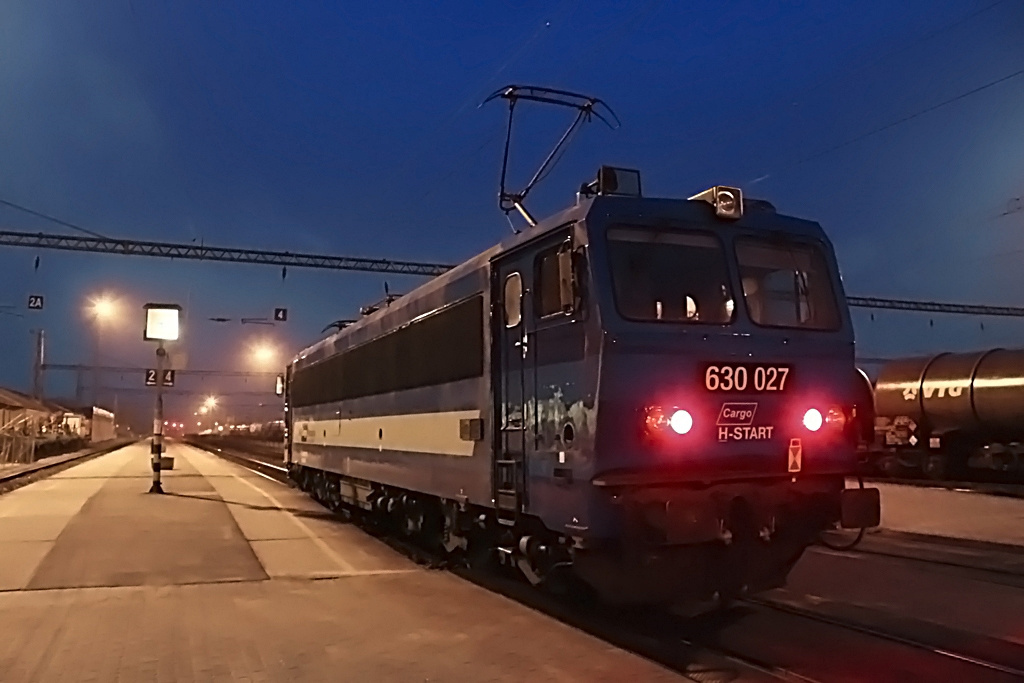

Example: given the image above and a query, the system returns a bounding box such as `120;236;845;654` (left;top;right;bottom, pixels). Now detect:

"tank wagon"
284;167;879;606
872;349;1024;480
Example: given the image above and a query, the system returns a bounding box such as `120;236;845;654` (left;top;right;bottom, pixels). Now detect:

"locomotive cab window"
735;238;840;330
504;272;523;327
607;227;733;324
535;244;573;318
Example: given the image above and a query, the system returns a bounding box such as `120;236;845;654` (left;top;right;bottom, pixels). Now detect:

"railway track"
0;439;134;495
181;438;288;481
187;441;794;681
195;440;1024;682
744;595;1024;681
812;533;1024;586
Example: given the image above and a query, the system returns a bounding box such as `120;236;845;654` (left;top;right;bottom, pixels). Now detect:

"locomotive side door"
283;364;293;466
493;255;533;526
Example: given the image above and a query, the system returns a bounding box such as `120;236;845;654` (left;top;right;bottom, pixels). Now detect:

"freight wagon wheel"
818;476;867;551
922;454;949;481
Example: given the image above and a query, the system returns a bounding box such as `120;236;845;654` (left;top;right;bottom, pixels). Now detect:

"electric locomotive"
285;166;880;606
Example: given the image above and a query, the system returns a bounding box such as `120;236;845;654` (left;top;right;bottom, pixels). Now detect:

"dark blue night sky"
1;0;1022;424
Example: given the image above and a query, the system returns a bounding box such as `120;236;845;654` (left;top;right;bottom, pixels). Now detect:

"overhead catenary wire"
388;0;581;190
702;0;1013;154
749;67;1024;184
553;0;663;84
4;228;1024;318
0;199;109;239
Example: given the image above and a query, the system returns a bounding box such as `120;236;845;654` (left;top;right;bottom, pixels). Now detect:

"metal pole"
91;322;99;407
75;368;84;405
150;342;166;494
31;329;44;399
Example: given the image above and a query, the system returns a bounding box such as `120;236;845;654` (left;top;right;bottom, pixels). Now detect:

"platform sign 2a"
27;294;44;310
145;369;176;387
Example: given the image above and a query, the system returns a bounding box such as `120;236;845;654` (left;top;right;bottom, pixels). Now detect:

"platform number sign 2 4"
274;307;288;322
145;369;175;387
27;295;44;310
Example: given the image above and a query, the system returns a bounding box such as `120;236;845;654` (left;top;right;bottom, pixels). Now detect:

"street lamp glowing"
90;295;118;321
204;396;218;409
250;341;279;368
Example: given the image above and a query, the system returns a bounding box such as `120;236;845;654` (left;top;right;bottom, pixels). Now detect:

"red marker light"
826;406;846;428
803;408;823;432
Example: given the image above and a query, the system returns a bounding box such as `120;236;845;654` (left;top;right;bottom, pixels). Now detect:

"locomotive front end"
572;187;879;606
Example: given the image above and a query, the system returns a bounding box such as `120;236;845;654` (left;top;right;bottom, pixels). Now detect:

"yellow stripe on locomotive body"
294;410;481;456
284;166;880;607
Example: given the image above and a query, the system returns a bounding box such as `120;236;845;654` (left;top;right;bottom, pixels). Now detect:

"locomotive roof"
292;193;827;368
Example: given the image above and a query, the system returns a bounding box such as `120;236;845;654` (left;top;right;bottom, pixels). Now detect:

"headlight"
803;408;823;432
669;409;693;435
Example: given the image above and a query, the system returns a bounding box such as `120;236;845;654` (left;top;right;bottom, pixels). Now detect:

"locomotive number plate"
704;364;791;392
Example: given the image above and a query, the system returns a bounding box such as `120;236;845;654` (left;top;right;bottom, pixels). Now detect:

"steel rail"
744;596;1024;679
183;439;289;478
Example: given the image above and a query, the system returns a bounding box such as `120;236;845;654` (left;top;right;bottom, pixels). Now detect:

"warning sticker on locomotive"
788;438;802;473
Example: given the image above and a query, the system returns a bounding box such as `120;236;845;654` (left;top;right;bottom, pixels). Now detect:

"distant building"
0;386;117;463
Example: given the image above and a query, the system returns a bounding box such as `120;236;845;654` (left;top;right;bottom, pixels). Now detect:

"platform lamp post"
143;303;181;494
87;294;118;408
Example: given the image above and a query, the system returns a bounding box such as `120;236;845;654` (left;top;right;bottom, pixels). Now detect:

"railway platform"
0;441;690;682
875;480;1024;548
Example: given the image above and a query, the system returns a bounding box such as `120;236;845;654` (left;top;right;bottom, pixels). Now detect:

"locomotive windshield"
735;237;840;330
608;227;734;324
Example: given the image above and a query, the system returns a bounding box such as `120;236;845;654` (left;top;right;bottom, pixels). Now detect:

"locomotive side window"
534;247;565;318
289;295;484;407
735;238;840;331
607;227;733;324
504;273;522;327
